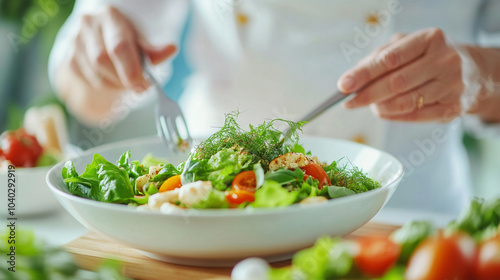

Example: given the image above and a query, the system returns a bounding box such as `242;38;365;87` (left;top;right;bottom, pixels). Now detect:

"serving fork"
140;54;192;152
284;90;351;136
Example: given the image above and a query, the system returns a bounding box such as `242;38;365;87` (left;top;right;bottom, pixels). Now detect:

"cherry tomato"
354;236;401;277
301;162;331;189
225;189;255;205
405;232;473;280
232;171;257;192
473;235;500;280
0;128;43;167
159;175;182;192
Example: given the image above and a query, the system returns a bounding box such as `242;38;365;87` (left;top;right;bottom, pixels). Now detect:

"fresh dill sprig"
324;160;381;193
194;112;305;170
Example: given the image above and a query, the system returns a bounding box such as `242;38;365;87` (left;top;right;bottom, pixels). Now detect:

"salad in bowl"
47;112;403;265
62;112;381;212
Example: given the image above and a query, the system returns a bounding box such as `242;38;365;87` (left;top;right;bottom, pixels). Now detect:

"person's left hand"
337;28;464;122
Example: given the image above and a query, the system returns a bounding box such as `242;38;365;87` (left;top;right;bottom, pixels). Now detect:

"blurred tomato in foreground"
0;128;43;167
406;231;475;280
474;235;500;280
354;236;401;277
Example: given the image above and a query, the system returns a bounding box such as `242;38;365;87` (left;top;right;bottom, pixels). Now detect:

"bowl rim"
46;135;405;217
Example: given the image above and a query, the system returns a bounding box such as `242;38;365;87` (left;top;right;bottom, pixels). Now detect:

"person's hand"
337;28;464;122
69;6;177;93
56;6;178;125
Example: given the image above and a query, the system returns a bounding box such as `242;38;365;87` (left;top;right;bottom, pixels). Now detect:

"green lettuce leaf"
264;168;304;186
292;143;306;155
63;153;144;205
94;162;135;203
181;148;253;191
192;190;229;209
151;163;181;182
141;153;167;169
254;163;265;189
62;161;92;199
117;151;148;192
117;151;148;178
251;181;298;208
327;186;356;199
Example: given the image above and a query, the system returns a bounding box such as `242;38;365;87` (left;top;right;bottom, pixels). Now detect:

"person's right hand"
70;6;177;93
55;6;177;125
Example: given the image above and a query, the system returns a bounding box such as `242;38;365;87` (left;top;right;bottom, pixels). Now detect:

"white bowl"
46;136;404;267
0;145;82;217
0;165;60;216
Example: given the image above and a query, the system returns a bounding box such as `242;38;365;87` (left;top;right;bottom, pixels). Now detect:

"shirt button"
236;12;249;25
365;13;380;25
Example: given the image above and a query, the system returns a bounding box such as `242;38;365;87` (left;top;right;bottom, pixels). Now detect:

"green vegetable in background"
269;237;354;280
0;228;127;280
5;104;24;131
447;197;500;241
390;221;435;264
374;266;405;280
264;198;500;280
36;151;60;167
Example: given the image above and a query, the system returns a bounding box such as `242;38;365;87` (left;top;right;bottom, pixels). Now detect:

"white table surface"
18;203;456;247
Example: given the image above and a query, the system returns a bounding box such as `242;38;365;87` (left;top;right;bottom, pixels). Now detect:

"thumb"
140;42;178;65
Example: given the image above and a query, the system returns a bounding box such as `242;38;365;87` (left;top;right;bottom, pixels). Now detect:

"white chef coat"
49;0;500;215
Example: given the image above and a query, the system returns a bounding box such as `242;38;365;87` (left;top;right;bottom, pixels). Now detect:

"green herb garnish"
193;112;305;171
323;160;381;193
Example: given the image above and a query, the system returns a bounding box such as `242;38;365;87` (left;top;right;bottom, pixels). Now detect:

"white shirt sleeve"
48;0;189;88
477;0;500;47
462;0;500;138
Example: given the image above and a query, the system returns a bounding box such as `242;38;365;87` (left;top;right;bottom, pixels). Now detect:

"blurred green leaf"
5;103;24;131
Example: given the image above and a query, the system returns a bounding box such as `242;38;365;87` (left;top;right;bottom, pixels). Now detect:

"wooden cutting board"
64;222;399;280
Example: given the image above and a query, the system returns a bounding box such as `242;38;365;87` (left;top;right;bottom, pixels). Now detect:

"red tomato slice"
474;235;500;280
301;162;331;189
406;231;473;280
0;128;43;167
354;236;401;277
225;190;255;205
232;171;257;192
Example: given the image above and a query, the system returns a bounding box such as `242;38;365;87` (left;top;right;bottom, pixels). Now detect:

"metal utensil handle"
299;90;350;123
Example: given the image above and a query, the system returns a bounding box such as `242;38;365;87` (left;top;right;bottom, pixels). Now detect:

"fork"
283;90;352;137
140;54;192;152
